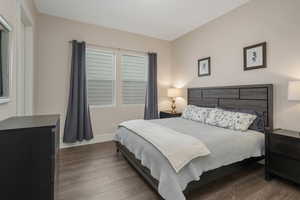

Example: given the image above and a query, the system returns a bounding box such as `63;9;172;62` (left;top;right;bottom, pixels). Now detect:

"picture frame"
243;42;267;71
198;57;211;77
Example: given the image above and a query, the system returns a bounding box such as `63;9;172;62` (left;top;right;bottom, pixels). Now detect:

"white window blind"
86;48;116;106
121;54;148;105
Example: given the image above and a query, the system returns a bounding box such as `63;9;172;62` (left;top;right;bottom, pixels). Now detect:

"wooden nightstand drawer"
269;153;300;184
159;111;181;119
270;134;300;160
266;129;300;184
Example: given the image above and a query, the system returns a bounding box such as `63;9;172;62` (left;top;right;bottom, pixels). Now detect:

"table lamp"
167;88;181;113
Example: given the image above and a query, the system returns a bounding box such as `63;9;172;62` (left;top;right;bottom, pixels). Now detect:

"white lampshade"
167;88;182;98
288;81;300;101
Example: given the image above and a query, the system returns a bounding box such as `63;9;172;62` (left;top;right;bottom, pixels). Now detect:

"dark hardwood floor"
58;142;300;200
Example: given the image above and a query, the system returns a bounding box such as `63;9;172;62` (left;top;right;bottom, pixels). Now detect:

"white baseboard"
60;133;115;149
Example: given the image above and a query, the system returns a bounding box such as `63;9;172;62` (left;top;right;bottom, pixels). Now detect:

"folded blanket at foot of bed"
119;120;210;173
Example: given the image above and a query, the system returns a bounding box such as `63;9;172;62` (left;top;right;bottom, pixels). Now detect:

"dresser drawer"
269;153;300;183
269;134;300;160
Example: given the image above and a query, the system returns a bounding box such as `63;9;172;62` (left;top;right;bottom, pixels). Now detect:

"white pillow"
206;108;257;131
182;105;212;123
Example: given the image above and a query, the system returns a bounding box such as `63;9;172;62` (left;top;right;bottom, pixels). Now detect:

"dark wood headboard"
188;84;273;130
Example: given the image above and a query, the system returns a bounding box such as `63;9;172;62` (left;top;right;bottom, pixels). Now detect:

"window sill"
88;104;145;109
89;104;116;109
0;98;10;104
120;104;145;107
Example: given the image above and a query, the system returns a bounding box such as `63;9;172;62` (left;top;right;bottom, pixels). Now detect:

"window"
86;47;148;107
121;54;148;105
86;48;116;106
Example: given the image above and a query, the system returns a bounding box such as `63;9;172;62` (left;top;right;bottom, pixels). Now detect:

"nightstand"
265;129;300;184
159;111;182;119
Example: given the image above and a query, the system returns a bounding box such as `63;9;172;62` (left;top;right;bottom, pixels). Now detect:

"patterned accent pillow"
220;108;265;133
206;108;257;131
182;105;212;123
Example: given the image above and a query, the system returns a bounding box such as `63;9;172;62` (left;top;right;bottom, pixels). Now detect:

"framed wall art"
198;57;211;77
244;42;267;71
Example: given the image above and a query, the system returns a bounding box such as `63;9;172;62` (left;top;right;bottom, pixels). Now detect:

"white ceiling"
34;0;250;41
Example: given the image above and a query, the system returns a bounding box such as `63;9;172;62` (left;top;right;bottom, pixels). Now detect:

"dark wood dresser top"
0;115;60;132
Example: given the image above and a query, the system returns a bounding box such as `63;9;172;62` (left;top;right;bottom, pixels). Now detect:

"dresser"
159;111;182;119
0;115;60;200
265;129;300;184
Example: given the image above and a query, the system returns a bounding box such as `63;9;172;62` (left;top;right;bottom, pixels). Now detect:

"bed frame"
116;84;273;199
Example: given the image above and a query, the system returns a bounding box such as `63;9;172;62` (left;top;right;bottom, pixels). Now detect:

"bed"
115;84;273;200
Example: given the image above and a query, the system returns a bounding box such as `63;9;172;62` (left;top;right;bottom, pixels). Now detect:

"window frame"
86;46;117;108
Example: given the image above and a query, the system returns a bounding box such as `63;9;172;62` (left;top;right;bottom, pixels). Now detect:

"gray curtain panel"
144;53;159;120
63;40;93;143
0;31;3;96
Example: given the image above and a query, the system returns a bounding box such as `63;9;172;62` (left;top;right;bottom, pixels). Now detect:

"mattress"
115;117;265;200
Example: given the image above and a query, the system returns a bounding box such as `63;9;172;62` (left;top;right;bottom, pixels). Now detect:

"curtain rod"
68;40;150;54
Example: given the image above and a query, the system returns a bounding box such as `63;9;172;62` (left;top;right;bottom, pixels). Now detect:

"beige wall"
4;0;298;145
35;14;172;144
0;0;37;121
171;0;300;131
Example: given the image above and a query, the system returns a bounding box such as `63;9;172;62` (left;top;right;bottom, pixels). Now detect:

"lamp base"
171;98;176;114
